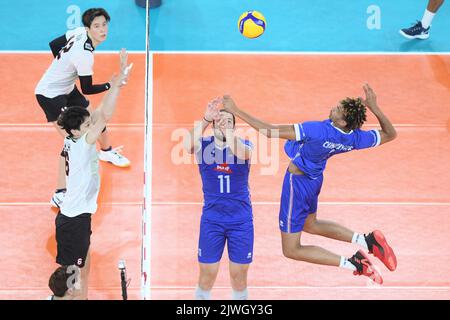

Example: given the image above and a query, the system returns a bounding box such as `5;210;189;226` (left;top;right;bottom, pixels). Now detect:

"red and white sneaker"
365;230;397;271
349;250;383;285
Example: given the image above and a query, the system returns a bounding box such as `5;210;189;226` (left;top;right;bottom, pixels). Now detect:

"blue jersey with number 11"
196;136;253;223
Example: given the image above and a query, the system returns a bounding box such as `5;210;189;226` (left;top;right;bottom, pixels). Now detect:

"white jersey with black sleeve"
35;27;95;98
60;133;100;217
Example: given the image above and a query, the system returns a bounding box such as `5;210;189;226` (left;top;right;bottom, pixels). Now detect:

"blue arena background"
0;0;448;52
148;0;450;52
0;0;146;51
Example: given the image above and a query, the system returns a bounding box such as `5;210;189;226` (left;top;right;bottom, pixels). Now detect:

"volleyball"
238;10;266;38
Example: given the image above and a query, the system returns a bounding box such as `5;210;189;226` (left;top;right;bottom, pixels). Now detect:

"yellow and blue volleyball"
238;10;266;38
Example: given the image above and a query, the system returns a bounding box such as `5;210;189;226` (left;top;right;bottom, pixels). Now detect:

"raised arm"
361;84;397;145
184;98;221;154
222;95;297;140
86;49;132;144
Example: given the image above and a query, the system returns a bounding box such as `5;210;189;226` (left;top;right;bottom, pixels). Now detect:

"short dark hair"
48;266;71;297
57;106;90;136
340;97;367;130
213;109;236;128
82;8;110;28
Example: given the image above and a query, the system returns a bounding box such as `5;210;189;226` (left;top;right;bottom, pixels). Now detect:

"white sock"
352;232;368;250
195;286;211;300
231;288;248;300
339;256;357;271
421;9;435;29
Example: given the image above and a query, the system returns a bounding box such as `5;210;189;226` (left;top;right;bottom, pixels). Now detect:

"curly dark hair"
340;97;367;130
57;106;90;136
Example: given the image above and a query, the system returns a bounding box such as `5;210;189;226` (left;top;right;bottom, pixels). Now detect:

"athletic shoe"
399;21;430;39
349;250;383;285
365;230;397;271
50;190;65;208
98;146;130;168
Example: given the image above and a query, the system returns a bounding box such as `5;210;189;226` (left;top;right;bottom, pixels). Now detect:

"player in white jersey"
47;49;132;300
35;8;130;209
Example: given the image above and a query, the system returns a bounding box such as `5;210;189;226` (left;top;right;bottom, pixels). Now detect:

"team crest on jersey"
214;163;232;173
84;41;94;52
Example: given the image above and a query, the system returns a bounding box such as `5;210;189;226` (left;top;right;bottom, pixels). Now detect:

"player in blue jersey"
222;84;397;284
184;98;254;300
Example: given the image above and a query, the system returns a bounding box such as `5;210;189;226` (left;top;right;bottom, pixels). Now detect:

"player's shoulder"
65;27;86;41
296;119;328;139
352;127;379;141
64;135;75;144
317;119;333;128
201;136;214;143
67;27;94;54
296;119;328;130
353;126;375;134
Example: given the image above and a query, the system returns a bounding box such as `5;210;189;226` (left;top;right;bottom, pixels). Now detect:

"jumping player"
222;84;398;284
35;8;130;208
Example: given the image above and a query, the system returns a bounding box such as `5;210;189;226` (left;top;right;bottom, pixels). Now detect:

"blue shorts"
198;217;254;264
279;170;323;233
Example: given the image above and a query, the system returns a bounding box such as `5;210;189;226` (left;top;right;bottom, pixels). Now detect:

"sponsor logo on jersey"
84;41;94;52
214;163;233;173
322;141;353;152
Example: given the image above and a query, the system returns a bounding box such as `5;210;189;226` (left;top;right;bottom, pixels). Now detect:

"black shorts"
36;86;89;122
55;212;92;268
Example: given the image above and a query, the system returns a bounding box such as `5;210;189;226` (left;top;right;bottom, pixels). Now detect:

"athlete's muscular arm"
49;34;67;58
361;84;397;145
184;98;221;154
86;49;132;144
222;95;297;140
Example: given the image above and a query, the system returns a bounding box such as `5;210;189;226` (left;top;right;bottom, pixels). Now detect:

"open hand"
204;97;222;122
361;83;378;111
119;48;128;72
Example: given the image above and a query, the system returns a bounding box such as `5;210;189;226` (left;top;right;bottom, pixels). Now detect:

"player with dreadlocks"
222;83;398;284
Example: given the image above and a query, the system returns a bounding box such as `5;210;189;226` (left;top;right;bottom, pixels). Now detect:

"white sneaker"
98;146;131;168
51;190;65;208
